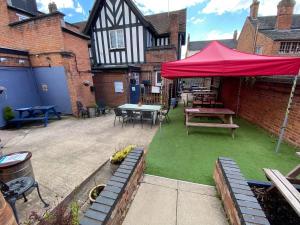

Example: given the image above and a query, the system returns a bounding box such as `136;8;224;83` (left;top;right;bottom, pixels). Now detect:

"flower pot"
88;107;96;118
89;184;106;204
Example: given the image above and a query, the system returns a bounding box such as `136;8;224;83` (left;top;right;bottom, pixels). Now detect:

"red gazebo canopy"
162;41;300;79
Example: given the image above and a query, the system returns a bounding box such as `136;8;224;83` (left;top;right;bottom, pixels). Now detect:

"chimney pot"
48;2;58;14
250;0;260;19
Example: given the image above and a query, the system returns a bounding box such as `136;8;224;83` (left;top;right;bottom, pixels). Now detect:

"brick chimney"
233;30;238;40
48;2;58;13
169;13;179;47
276;0;296;30
250;0;260;19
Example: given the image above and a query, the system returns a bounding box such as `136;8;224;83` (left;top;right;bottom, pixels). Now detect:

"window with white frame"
279;41;300;54
109;29;125;49
155;71;162;86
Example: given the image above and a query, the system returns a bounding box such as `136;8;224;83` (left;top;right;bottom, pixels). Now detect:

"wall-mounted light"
0;86;7;95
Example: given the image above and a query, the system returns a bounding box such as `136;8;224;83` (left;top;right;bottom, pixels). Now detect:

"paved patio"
123;175;228;225
0;114;157;223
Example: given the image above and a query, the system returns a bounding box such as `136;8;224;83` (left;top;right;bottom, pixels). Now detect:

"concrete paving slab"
122;182;177;225
122;175;228;225
0;115;157;223
177;191;228;225
143;174;178;189
178;180;217;197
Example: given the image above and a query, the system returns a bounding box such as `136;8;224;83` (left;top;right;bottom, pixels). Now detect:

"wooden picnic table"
184;108;239;138
264;168;300;216
192;100;224;108
13;105;61;127
263;152;300;216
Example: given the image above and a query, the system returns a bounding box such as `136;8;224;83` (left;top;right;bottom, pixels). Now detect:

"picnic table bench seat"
263;168;300;216
10;117;47;127
186;122;239;138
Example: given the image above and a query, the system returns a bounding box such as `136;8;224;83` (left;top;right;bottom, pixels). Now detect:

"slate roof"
145;9;187;35
249;15;300;40
73;21;87;32
188;39;237;51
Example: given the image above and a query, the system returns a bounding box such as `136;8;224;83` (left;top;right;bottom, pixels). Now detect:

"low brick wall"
214;157;270;225
80;148;145;225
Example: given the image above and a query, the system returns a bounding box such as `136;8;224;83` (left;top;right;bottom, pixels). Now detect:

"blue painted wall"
33;67;72;114
0;66;72;127
0;67;41;126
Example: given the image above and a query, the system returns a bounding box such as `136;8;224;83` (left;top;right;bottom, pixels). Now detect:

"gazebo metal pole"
236;78;242;117
275;70;300;153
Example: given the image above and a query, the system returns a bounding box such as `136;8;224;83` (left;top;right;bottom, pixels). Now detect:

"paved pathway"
123;175;228;225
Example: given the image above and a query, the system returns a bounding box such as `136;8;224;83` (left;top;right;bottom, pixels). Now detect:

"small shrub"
24;201;80;225
3;106;14;121
110;145;136;164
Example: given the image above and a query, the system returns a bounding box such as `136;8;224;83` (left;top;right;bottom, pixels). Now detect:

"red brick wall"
221;78;300;147
93;71;129;107
0;0;95;116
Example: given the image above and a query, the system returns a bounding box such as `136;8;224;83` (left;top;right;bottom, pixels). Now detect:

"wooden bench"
186;122;239;138
10;117;47;127
263;168;300;216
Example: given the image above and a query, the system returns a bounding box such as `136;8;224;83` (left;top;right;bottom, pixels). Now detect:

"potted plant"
3;106;14;121
87;103;97;118
89;184;106;204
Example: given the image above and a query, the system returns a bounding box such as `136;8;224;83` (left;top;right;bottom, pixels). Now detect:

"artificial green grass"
146;105;299;185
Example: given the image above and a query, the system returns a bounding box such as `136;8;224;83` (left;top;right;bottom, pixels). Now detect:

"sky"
36;0;300;42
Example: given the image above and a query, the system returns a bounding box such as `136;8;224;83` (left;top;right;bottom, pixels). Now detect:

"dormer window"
109;29;125;49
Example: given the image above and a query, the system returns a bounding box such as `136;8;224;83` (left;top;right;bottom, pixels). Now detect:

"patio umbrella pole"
275;70;300;153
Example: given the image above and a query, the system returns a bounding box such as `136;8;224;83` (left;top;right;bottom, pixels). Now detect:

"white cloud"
189;16;206;25
133;0;206;14
75;2;84;14
36;0;86;15
202;0;300;16
205;30;235;40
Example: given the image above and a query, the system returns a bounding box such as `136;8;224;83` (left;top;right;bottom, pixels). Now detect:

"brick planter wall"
214;157;270;225
80;148;145;225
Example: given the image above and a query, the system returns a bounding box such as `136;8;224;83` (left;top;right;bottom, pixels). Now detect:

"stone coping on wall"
214;157;270;225
80;147;144;225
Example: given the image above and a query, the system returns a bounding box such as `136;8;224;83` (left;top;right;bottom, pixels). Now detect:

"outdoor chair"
114;108;128;128
0;177;49;223
76;101;88;118
126;110;141;127
141;111;154;128
96;101;108;116
159;106;170;123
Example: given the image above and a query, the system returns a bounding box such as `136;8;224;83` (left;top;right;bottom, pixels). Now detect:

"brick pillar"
276;0;296;30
